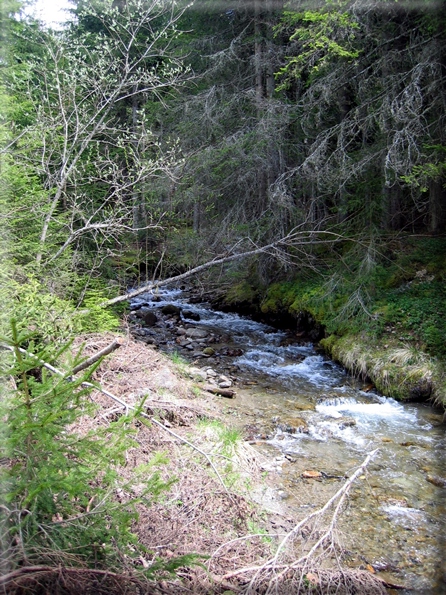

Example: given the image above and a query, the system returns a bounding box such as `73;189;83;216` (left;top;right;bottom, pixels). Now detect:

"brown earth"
11;331;389;595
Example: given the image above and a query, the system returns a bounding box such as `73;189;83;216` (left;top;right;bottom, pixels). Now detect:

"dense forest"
0;0;445;592
1;0;445;395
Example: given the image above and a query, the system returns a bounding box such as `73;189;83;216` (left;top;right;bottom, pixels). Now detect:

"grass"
197;418;242;456
329;334;442;403
168;350;189;376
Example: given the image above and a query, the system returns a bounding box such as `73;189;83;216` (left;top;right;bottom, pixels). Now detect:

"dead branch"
103;229;345;307
204;386;236;398
218;449;379;592
71;340;122;375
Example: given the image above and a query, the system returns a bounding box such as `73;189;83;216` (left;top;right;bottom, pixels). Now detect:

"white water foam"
238;351;338;386
382;504;427;527
308;421;367;447
317;396;418;421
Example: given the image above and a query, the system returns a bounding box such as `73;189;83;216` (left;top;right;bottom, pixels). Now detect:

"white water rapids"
131;287;446;593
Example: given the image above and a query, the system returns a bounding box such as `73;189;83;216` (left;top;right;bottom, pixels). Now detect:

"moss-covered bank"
217;236;446;408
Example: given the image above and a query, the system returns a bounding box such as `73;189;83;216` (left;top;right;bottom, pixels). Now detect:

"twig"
222;449;379;584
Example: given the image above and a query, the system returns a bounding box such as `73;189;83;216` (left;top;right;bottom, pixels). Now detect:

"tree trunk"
428;178;446;233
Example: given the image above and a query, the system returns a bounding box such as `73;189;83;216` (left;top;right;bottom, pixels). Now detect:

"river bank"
199;236;446;409
125;286;446;594
61;330;398;595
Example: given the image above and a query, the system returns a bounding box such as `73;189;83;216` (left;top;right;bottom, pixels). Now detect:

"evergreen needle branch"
1;343;233;498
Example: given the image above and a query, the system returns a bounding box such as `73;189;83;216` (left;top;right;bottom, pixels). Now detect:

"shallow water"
132;288;446;593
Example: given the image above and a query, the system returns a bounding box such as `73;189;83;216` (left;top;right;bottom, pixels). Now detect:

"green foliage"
401;145;446;192
79;289;120;333
2;277;121;350
385;280;446;357
261;237;446;360
5;276;81;345
224;281;259;306
0;321;179;574
275;3;361;88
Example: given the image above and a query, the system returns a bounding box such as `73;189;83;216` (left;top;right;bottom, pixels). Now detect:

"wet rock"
287;400;316;411
140;336;156;345
130;301;150;311
185;328;208;339
141;311;158;327
176;338;191;347
188;367;207;381
335;417;356;429
132;327;149;336
161;304;181;316
426;474;446;488
279;417;309;434
221;348;244;357
182;310;200;321
379;496;408;507
425;413;445;426
302;470;322;478
176;327;187;335
218;381;232;389
202;347;215;357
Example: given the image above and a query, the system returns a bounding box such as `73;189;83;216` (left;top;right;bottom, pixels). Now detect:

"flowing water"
131;288;446;593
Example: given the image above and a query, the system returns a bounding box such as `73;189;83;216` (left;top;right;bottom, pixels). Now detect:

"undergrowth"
258;236;446;403
0;321;194;578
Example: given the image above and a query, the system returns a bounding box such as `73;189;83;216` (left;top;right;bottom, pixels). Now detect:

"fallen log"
204;386;235;398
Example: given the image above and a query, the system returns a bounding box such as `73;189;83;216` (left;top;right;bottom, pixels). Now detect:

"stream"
130;287;445;594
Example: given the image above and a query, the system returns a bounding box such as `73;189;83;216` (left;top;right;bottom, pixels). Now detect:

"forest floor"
67;330;396;595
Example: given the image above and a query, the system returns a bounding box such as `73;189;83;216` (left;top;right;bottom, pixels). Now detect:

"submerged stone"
186;328;208;339
161;304;181;316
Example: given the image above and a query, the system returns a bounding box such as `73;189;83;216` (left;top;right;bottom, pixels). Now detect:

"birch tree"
5;0;189;275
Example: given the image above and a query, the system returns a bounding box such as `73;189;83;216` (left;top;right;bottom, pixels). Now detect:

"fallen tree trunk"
102;229;344;308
